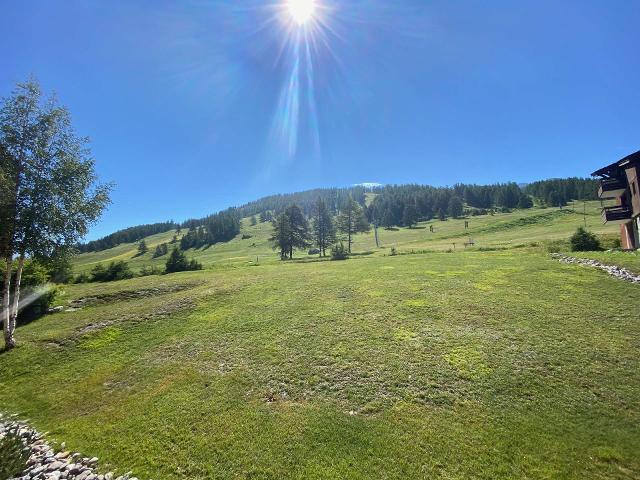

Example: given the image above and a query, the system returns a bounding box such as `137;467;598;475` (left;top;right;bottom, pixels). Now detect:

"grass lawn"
1;248;639;479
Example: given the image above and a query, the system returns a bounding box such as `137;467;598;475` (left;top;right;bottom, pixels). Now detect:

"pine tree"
337;197;370;253
270;213;293;260
518;194;533;209
285;204;311;259
138;239;148;255
165;247;188;273
312;198;336;257
402;204;418;228
250;215;257;226
269;205;310;260
448;196;464;219
381;209;394;229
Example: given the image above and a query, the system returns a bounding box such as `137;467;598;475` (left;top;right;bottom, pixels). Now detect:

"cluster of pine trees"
78;178;598;255
78;221;177;253
179;210;241;250
366;179;595;228
153;242;169;258
239;187;368;219
270;197;370;260
524;178;598;207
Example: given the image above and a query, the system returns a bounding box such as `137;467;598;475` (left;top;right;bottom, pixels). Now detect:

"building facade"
592;150;640;250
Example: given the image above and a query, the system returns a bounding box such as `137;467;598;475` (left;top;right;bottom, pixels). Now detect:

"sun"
287;0;316;25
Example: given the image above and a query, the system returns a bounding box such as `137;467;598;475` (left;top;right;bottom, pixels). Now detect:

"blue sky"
1;1;639;239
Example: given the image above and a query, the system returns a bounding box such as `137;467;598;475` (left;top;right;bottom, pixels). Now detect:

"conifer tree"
138;239;148;255
165;247;188;273
270;212;293;260
448;196;464;218
402;204;418;228
312;197;336;257
269;204;310;260
337;197;370;253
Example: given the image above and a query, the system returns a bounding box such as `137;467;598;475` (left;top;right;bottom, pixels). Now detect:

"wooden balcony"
601;205;632;224
598;177;626;199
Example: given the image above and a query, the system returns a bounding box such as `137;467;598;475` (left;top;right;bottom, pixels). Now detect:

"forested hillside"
78;178;597;253
78;221;178;253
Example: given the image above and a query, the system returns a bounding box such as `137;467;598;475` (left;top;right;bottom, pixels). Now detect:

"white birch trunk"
3;256;14;349
8;254;25;343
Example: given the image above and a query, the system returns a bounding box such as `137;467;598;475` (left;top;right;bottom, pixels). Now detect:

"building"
592;150;640;250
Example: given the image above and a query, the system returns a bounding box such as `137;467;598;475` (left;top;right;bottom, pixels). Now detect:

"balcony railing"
598;177;627;199
602;205;633;224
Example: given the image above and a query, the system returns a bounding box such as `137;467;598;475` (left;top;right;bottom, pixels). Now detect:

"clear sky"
1;1;639;239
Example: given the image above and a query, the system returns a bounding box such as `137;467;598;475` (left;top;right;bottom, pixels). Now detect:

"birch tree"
1;79;111;349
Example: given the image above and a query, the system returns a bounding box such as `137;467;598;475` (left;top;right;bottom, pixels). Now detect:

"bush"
570;227;602;252
90;261;134;282
74;272;90;283
330;242;348;261
0;429;29;479
153;243;169;258
140;265;163;276
390;247;397;256
17;285;61;324
165;247;203;273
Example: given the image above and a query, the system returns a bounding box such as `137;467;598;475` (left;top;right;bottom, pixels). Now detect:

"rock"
48;460;65;471
0;415;136;480
552;253;640;283
47;306;65;314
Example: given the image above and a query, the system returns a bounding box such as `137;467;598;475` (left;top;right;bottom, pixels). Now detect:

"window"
633;181;637;196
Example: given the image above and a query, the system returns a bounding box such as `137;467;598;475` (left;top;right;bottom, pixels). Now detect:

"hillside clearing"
2;249;639;479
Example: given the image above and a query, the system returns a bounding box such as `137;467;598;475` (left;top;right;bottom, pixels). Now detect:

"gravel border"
1;413;137;480
551;253;640;284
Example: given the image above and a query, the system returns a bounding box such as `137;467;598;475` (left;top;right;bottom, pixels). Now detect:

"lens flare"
287;0;316;25
270;0;335;160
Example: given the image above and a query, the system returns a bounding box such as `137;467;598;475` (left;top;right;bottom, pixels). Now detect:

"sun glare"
287;0;316;25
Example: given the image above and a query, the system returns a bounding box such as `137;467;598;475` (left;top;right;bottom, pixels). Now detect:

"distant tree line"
79;246;202;283
523;178;598;207
179;209;241;250
239;186;369;219
366;179;596;228
78;221;177;253
76;178;598;255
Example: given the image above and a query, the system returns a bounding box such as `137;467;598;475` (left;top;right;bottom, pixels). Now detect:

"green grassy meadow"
1;201;639;479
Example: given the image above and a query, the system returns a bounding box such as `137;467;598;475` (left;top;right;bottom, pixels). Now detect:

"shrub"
390;247;397;256
140;265;163;276
17;285;61;325
0;429;29;479
90;261;134;282
330;242;348;261
188;259;203;271
74;272;90;284
165;247;203;273
153;243;169;258
570;227;601;252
